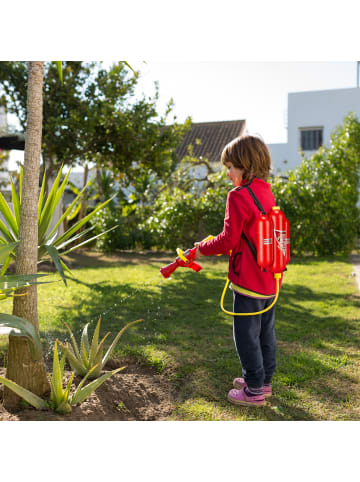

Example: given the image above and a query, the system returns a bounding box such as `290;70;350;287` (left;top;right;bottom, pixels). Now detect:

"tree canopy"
0;61;190;183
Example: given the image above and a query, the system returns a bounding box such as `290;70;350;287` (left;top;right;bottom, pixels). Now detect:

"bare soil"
0;357;178;421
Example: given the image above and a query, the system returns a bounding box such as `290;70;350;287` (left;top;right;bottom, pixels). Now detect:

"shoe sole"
227;394;266;407
233;380;272;397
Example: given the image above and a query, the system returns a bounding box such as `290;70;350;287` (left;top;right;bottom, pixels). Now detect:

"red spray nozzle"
160;246;202;278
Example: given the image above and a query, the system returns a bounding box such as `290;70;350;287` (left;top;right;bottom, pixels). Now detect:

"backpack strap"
235;179;266;263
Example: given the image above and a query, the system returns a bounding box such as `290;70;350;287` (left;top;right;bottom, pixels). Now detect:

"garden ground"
0;249;359;421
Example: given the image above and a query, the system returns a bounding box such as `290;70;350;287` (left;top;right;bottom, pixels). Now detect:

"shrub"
143;188;202;249
272;113;360;255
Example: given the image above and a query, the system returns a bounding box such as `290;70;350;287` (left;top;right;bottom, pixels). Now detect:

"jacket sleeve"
198;190;248;256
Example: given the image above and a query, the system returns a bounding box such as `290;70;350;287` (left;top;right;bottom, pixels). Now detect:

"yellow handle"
176;235;218;263
220;273;281;316
176;248;189;263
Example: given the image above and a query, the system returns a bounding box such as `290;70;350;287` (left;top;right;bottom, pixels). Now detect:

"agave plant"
0;165;117;284
57;317;144;379
0;340;125;414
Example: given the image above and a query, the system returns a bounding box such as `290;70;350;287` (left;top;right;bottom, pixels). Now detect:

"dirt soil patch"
0;358;178;421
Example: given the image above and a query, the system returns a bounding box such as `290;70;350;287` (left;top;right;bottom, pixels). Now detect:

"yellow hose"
176;235;282;316
220;273;281;316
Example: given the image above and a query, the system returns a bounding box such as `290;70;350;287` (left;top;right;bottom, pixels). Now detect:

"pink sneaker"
233;378;272;398
228;388;266;407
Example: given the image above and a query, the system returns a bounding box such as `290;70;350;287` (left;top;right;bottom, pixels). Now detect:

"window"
300;128;323;151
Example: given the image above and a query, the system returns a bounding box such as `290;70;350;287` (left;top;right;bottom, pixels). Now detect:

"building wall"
268;87;360;173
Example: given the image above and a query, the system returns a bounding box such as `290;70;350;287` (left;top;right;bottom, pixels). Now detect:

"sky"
131;61;359;143
7;61;359;170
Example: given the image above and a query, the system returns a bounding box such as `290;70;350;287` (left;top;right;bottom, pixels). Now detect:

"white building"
268;87;360;173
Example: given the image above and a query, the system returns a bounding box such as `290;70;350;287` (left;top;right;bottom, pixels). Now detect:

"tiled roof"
175;119;246;162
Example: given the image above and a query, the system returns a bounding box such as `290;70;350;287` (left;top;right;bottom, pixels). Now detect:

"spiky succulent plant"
57;317;144;379
0;340;125;414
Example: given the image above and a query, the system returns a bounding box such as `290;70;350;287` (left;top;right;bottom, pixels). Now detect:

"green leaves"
0;165;117;284
0;242;18;265
55;61;63;83
0;314;42;360
272;113;360;256
58;317;144;379
0;339;125;415
0;375;49;410
70;366;124;406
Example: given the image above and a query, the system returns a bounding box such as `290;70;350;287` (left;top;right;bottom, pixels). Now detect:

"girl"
194;134;281;407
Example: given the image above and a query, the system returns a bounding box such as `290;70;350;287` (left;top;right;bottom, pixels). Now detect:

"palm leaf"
61;225;118;256
10;177;21;227
55;61;63;83
19;166;23;203
38;167;65;242
66;201;81;222
44;183;88;243
60;259;73;277
0;273;49;291
44;245;67;286
0;191;18;237
0;218;16;243
0;241;18;265
38;170;47;219
53;194;116;248
54;225;95;251
0;313;42;360
0;255;13;276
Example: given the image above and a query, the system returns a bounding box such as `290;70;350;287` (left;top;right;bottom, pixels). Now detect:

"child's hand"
194;242;202;259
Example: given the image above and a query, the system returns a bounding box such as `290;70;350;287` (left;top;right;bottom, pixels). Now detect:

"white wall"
268;87;360;173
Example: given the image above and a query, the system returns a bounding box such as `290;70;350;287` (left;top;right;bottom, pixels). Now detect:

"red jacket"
198;177;281;296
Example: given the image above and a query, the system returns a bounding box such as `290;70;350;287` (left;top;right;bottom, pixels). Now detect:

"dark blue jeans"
232;292;277;389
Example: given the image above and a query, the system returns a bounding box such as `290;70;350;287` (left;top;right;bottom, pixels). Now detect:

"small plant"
0;341;124;414
57;317;144;379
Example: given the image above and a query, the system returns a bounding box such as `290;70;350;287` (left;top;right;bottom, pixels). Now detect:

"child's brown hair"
221;134;272;182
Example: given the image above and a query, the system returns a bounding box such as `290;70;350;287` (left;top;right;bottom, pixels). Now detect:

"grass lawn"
0;251;359;421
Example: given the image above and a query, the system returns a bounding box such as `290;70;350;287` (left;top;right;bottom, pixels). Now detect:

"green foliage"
0;61;190;183
272;113;360;255
90;164;231;251
57;317;143;379
90;114;360;256
0;340;124;414
0;241;51;360
140;169;230;249
0;165;116;284
90;204;142;251
0;313;42;360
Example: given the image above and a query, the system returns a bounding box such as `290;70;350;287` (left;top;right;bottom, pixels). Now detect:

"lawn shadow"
49;262;360;420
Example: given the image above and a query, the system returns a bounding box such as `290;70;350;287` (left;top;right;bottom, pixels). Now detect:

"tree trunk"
4;61;50;409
